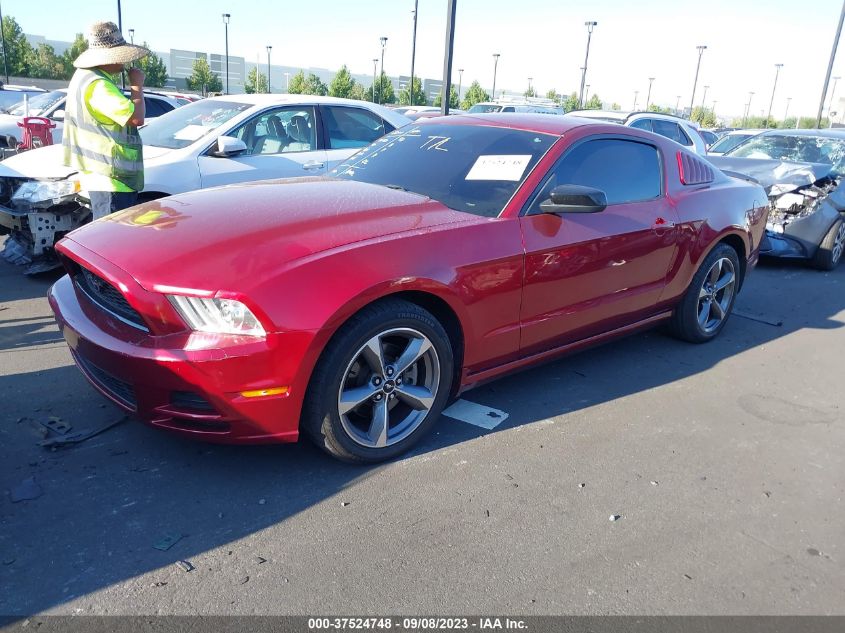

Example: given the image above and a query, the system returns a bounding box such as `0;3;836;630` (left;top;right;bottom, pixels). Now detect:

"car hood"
62;177;476;292
707;156;835;194
0;144;72;179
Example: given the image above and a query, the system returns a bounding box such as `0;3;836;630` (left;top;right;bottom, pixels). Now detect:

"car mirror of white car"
213;135;247;158
51;109;65;121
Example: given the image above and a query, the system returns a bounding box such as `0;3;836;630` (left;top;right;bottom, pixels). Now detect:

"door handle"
302;161;325;171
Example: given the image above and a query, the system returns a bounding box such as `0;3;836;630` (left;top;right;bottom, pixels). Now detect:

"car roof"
415;112;628;136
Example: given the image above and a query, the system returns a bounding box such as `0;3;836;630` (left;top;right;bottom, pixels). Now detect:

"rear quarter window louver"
676;151;715;185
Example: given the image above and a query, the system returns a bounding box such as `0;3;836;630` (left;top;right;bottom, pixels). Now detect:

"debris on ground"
151;581;168;587
578;483;586;489
152;533;184;551
38;417;126;449
239;576;250;585
609;514;622;522
10;477;43;502
650;481;659;486
340;501;350;507
683;574;693;580
40;416;72;435
258;499;266;505
175;560;194;572
3;557;16;565
254;556;267;565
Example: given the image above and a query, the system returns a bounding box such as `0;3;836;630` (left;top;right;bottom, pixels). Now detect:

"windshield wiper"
384;184;410;192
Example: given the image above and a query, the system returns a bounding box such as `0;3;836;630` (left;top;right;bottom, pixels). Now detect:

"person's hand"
127;67;145;88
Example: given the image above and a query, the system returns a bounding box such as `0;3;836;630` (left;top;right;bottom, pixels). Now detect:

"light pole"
827;75;841;121
688;45;707;118
784;97;791;121
817;0;845;128
527;77;533;96
492;53;500;100
675;95;681;115
766;63;783;127
128;28;134;44
645;77;655;110
284;72;290;92
0;1;8;84
742;91;754;127
712;100;718;119
584;84;590;105
378;36;388;104
700;84;709;110
579;21;597;108
266;45;272;93
457;68;464;103
410;0;419;105
372;58;378;102
221;14;230;95
632;90;638;111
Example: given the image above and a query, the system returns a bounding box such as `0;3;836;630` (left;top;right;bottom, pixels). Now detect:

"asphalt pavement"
1;246;843;616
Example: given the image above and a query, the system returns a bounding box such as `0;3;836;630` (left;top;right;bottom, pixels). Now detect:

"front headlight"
12;179;81;207
167;295;266;337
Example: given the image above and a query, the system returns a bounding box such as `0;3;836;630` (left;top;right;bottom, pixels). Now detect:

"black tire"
302;299;454;463
669;242;741;343
811;218;845;271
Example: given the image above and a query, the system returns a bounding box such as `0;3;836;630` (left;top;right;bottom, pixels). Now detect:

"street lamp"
784;97;792;121
579;21;597;108
700;85;709;109
584;84;590;105
632;90;639;110
712;100;718;118
828;75;841;120
266;45;272;93
528;77;533;95
372;58;378;102
817;1;845;128
742;91;755;127
410;1;418;105
284;72;290;92
221;14;230;95
492;53;500;100
378;36;388;104
128;28;134;44
0;1;8;83
675;95;681;115
688;45;707;118
645;77;655;110
766;63;783;127
457;68;464;103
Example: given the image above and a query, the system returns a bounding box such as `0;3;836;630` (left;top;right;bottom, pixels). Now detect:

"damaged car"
0;94;410;274
708;129;845;270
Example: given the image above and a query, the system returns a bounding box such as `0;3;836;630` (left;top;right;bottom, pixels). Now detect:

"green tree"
524;85;537;98
690;106;717;127
287;70;307;94
372;71;395;104
137;43;168;88
186;57;222;96
1;16;33;76
460;80;489;109
611;102;622;111
648;103;673;114
329;65;357;98
304;72;328;96
585;94;602;110
244;66;268;94
561;92;580;112
398;76;426;105
545;88;559;104
61;33;88;78
433;85;459;109
25;43;63;79
349;82;370;102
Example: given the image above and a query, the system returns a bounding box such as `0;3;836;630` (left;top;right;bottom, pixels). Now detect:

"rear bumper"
49;273;319;444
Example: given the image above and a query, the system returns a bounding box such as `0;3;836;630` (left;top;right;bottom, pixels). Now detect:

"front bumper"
49;273;319;444
760;198;842;260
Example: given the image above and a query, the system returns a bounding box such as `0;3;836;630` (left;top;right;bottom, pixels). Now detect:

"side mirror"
539;184;608;214
51;109;65;121
213;135;247;157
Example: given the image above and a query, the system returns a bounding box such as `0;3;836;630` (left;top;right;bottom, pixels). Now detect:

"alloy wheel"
337;327;440;449
832;222;845;266
697;257;736;334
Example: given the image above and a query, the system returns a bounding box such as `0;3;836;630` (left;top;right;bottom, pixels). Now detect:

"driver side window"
232;106;317;155
528;138;662;213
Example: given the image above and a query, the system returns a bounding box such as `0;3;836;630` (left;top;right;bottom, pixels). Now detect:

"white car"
706;129;764;156
0;94;411;272
566;110;707;155
0;89;181;149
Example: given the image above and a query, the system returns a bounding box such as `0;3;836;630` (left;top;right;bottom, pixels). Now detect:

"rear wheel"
302;299;453;463
670;243;740;343
812;218;845;271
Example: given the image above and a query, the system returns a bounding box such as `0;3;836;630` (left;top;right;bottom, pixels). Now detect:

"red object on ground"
17;116;56;150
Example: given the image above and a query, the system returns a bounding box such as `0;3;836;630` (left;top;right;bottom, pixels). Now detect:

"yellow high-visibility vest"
62;69;144;192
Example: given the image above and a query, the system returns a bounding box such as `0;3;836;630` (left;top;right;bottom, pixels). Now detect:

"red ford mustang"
49;114;768;462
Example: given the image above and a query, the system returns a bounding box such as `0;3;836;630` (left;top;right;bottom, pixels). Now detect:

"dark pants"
89;191;139;220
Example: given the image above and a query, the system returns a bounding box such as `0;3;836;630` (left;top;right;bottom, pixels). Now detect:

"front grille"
170;391;217;413
74;352;137;410
74;266;148;331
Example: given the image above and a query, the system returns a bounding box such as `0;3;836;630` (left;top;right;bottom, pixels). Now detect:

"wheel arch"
718;232;747;289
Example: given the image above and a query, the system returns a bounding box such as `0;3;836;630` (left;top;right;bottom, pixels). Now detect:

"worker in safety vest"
62;22;149;220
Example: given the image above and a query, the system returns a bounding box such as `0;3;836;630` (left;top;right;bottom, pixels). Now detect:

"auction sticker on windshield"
465;155;531;181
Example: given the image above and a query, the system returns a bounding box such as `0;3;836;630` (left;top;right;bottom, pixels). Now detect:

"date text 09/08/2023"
307;617;528;630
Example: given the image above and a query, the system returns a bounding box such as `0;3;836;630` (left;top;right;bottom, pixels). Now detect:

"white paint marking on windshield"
465;155;531;181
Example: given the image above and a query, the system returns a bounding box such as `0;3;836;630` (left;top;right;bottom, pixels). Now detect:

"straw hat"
73;21;149;69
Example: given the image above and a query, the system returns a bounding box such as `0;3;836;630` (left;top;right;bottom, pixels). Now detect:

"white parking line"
442;399;509;430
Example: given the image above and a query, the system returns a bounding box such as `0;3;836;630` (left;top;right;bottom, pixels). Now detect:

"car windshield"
332;123;556;217
727;133;845;176
467;104;502;113
709;133;755;154
7;90;65;116
139;99;252;149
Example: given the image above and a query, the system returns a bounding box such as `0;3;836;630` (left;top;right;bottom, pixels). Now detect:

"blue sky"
7;0;845;119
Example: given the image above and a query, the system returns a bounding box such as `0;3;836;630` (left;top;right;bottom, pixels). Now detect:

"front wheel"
302;299;454;463
670;243;740;343
812;218;845;271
